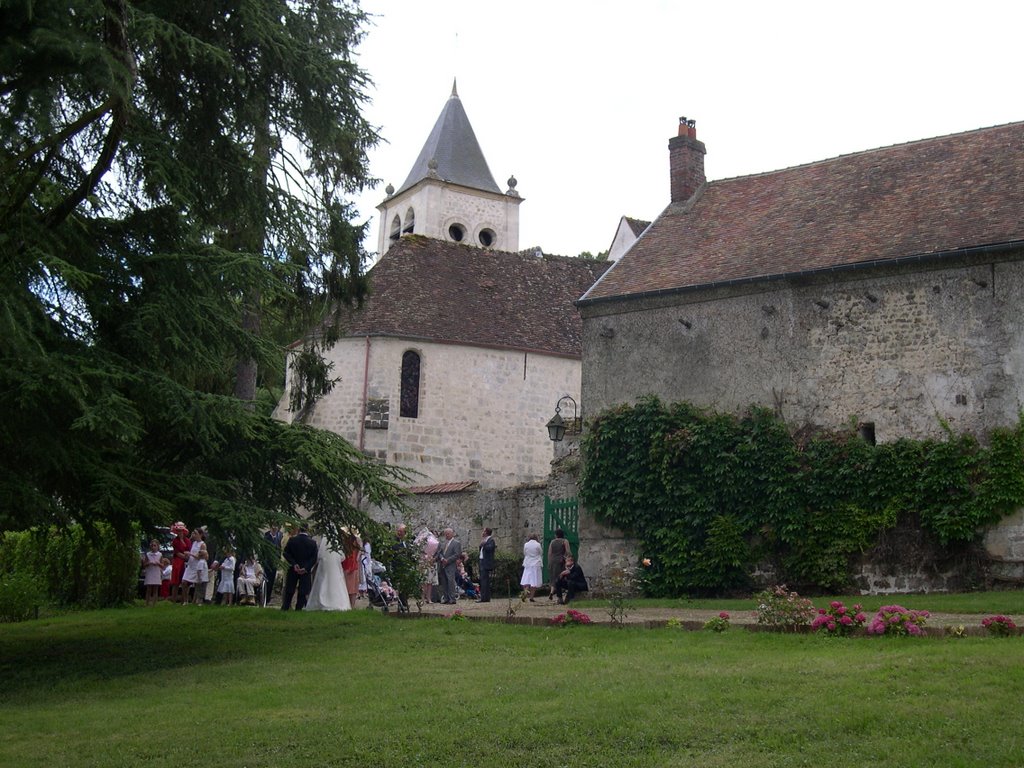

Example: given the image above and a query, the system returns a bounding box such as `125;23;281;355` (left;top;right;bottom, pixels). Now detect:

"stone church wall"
370;440;642;594
581;251;1024;441
279;336;582;489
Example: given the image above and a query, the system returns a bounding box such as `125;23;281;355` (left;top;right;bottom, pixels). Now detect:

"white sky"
352;0;1023;259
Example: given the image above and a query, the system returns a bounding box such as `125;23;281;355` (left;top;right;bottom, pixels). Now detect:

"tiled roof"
581;121;1024;304
407;481;478;495
331;237;610;358
395;84;501;196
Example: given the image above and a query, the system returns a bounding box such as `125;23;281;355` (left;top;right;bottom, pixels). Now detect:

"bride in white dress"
305;535;351;611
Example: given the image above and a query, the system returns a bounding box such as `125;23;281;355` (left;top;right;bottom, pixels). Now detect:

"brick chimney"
669;116;706;203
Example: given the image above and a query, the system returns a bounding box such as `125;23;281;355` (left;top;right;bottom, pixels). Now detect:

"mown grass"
600;591;1024;616
2;601;1023;767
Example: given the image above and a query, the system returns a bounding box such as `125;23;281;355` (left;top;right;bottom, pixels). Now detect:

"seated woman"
237;555;264;606
455;552;478;599
555;554;588;605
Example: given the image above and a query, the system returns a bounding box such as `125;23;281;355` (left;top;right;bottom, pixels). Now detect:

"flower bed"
866;605;930;636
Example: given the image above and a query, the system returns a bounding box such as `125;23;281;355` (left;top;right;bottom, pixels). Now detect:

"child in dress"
193;540;210;605
141;539;163;607
215;546;236;606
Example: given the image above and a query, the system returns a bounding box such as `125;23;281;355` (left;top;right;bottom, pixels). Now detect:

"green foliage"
0;1;409;551
0;524;136;608
374;534;421;607
753;586;816;630
0;571;46;622
703;612;731;632
581;398;1024;595
490;552;524;598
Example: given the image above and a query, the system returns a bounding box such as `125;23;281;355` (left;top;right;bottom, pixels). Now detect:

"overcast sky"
351;0;1022;259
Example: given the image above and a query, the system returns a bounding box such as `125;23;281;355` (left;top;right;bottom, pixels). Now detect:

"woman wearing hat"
169;523;191;603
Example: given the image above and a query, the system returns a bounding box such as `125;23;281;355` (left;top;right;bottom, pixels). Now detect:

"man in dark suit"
477;528;496;602
555;554;588;605
281;524;318;610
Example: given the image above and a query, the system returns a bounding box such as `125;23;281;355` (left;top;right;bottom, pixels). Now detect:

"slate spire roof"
332;237;610;358
581;121;1024;305
395;79;501;196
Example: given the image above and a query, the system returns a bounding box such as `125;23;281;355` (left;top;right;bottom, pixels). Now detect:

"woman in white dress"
305;535;351;612
520;533;544;601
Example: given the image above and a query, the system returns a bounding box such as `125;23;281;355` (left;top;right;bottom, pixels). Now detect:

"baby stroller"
365;559;406;613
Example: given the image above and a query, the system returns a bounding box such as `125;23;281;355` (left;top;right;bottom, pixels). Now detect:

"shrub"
551;609;592;627
0;525;137;608
0;571;46;622
811;600;867;636
866;605;930;636
981;615;1017;637
604;564;640;626
703;611;730;632
445;609;467;622
753;585;816;630
490;553;523;598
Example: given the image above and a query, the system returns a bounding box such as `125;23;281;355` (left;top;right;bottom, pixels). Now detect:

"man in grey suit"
436;528;462;604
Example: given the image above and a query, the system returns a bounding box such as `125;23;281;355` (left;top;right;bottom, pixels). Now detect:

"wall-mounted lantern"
546;395;578;442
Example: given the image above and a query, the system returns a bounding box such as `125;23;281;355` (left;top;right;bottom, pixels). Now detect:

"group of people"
412;525;589;606
280;523;386;612
142;523;268;607
521;527;589;605
143;518;393;611
144;519;589;610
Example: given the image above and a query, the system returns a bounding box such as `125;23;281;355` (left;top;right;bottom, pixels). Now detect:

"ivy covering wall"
580;398;1024;596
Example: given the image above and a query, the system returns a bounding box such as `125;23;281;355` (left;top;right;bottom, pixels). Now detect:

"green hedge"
489;553;524;598
0;524;138;609
581;398;1024;596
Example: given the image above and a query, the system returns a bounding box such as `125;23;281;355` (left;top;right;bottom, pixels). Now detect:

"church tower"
376;81;523;256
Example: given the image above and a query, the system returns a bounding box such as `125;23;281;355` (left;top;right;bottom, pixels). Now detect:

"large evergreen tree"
0;0;406;553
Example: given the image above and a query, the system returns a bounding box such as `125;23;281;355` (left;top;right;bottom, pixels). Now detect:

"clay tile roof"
581;121;1024;304
333;237;611;358
407;481;478;495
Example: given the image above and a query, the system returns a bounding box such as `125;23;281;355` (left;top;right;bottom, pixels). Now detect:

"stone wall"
278;336;582;489
581;251;1024;440
369;439;641;592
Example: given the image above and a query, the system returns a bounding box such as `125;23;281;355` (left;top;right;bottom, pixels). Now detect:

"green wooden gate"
543;495;579;570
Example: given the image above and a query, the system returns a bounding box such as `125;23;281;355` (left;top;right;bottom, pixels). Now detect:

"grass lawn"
2;601;1023;767
610;591;1024;616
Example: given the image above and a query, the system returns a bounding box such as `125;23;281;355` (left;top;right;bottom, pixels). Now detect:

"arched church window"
448;223;465;242
402;208;415;235
478;228;496;247
400;350;421;418
390;214;401;242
